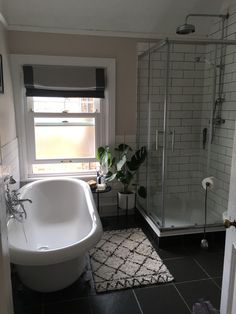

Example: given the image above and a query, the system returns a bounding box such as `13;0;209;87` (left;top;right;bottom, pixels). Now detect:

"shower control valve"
224;219;236;229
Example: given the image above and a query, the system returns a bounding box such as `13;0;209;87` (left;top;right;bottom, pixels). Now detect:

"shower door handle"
155;129;159;151
170;129;175;152
155;129;164;151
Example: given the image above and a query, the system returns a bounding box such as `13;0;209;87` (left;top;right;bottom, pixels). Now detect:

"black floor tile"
44;298;92;314
135;284;190;314
193;251;224;277
164;257;209;283
12;274;43;311
101;213;142;231
43;270;95;304
176;279;221;310
14;306;42;314
11;212;225;314
157;245;190;259
212;277;222;289
158;232;225;253
90;290;141;314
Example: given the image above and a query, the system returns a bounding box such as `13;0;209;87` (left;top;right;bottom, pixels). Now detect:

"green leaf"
138;186;147;198
96;146;115;172
116;170;133;186
116;155;126;171
115;143;132;152
127;160;139;171
126;146;147;171
105;172;116;182
96;146;105;161
110;157;116;167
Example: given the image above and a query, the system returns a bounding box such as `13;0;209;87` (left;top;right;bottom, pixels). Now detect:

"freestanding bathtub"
7;178;103;292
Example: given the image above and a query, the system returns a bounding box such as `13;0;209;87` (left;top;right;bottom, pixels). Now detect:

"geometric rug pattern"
89;228;174;293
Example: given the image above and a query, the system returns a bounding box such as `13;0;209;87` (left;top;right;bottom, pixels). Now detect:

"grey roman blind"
23;65;105;98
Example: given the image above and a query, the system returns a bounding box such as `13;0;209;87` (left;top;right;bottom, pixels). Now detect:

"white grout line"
192;257;212;278
175;277;215;286
132;289;144;314
211;277;222;290
161;256;187;261
172;283;192;313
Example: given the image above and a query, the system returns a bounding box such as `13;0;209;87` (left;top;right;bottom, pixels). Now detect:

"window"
26;97;101;175
11;55;115;179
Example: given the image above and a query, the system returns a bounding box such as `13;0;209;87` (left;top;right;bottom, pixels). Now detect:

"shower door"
145;41;219;229
137;39;236;232
145;43;169;227
163;42;219;229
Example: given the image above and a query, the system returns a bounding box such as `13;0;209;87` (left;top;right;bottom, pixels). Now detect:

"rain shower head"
176;23;195;35
176;13;229;36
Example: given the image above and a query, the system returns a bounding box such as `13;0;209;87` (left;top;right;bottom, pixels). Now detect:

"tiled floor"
12;213;224;314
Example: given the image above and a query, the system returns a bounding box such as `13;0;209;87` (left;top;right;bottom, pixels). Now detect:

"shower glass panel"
146;44;168;227
136;50;150;213
137;39;236;232
164;42;211;228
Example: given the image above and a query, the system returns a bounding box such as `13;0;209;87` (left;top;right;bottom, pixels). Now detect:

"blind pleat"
23;65;105;98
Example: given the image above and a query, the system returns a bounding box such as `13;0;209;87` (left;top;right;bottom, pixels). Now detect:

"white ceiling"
2;0;231;37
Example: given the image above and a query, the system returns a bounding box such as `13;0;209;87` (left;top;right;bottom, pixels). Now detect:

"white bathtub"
7;178;103;292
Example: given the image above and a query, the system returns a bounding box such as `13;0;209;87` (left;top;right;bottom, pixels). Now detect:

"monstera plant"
96;144;147;209
114;144;147;194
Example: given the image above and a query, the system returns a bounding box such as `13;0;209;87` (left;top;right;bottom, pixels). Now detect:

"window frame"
11;55;116;180
27;110;100;162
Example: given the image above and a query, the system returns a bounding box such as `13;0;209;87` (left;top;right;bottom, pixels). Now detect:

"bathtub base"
16;256;86;292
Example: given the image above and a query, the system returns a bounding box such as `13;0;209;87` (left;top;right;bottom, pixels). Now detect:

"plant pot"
117;192;136;210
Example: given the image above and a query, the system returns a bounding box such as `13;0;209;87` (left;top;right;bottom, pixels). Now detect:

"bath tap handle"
16;203;27;220
18;198;32;204
4;175;16;185
17;199;32;220
5;186;32;221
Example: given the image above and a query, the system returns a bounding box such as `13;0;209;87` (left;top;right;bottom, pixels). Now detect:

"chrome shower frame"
137;37;236;237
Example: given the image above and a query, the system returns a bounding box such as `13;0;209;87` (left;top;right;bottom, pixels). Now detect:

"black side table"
91;185;112;213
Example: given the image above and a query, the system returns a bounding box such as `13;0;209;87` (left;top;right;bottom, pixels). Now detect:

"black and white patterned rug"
89;228;174;292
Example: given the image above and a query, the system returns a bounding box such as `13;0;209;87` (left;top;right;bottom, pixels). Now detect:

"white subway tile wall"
203;11;236;217
1;138;20;190
136;9;236;225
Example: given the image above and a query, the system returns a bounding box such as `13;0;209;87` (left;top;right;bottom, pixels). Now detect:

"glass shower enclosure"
137;38;236;235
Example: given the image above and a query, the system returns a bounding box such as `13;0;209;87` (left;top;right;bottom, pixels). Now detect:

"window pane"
32;162;98;174
30;97;100;113
34;117;95;160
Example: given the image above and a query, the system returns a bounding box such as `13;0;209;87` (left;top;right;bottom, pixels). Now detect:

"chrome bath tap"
4;176;32;221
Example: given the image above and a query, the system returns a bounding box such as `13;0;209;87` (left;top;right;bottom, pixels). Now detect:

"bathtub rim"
7;177;103;266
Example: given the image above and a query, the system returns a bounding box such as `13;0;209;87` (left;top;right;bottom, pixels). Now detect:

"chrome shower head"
176;13;229;36
176;23;195;35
